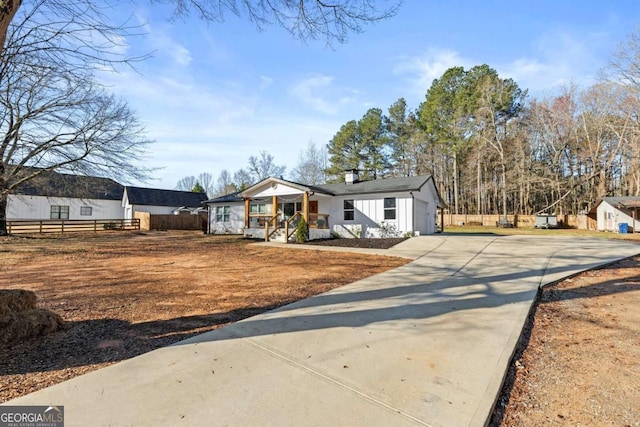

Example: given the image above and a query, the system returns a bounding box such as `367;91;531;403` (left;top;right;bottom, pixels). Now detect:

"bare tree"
233;168;252;190
290;141;327;185
607;27;640;89
175;176;196;191
0;1;151;234
156;0;401;45
214;169;236;196
247;151;286;182
197;172;214;196
1;0;401;55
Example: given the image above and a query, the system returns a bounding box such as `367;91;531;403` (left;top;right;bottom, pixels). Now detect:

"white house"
122;186;209;219
593;196;640;232
205;172;444;241
7;171;209;223
7;172;124;220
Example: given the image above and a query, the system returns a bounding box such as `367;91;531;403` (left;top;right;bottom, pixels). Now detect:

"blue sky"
101;1;640;190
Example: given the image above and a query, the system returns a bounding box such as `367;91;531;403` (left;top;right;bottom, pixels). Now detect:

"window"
344;199;354;221
384;197;396;220
80;206;92;216
250;202;268;215
216;206;230;222
50;205;69;219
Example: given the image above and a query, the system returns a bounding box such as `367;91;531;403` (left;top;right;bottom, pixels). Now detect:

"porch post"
303;191;309;223
244;198;250;228
272;195;278;218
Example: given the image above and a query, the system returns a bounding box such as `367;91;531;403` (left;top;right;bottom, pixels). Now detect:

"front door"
309;201;318;214
278;202;302;224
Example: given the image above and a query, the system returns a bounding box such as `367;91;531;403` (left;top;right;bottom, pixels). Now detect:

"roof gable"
125;186;208;207
240;177;333;198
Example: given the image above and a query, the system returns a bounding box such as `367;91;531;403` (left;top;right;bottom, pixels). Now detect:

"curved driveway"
7;235;640;427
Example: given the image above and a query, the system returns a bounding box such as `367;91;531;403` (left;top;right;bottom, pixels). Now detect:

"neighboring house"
7;171;124;220
205;171;444;241
122;186;209;219
591;196;640;232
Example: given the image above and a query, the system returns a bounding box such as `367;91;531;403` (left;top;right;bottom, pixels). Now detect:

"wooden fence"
7;218;140;234
134;212;207;231
442;213;586;229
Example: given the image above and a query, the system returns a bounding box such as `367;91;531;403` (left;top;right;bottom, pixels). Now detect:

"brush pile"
0;290;64;345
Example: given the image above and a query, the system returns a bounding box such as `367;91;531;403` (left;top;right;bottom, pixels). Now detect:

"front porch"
240;179;332;242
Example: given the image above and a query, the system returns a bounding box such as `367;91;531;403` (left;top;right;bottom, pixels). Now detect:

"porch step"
269;229;289;243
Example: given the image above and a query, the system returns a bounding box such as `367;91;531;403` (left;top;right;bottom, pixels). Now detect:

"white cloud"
499;31;601;93
394;30;605;99
289;75;361;115
290;75;339;114
394;48;472;94
259;76;274;90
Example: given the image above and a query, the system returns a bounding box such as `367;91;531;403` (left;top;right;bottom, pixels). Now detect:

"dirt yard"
3;230;640;422
0;231;408;402
492;255;640;426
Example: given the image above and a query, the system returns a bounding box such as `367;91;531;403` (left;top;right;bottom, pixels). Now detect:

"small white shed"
593;196;640;232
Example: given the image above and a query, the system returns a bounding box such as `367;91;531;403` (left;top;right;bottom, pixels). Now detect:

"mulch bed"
303;237;408;249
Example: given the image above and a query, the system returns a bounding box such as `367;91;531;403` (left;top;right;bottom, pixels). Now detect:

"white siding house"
593;197;640;232
8;195;123;220
204;173;443;241
7;171;124;220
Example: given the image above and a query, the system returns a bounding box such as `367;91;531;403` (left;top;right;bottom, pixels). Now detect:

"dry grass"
0;231;409;402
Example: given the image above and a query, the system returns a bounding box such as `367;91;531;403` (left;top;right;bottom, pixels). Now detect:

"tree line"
187;32;640;218
324;35;640;216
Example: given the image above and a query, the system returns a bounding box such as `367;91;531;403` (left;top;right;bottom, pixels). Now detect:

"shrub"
295;216;309;243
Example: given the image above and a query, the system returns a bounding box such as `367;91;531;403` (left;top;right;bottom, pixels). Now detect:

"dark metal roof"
602;196;640;208
13;171;124;200
204;191;244;204
316;175;434;196
125;186;208;207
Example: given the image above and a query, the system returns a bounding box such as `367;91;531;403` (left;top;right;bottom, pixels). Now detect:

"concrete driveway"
6;234;640;427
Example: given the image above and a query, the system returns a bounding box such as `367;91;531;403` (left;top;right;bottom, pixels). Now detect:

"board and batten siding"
7;195;124;220
208;202;245;234
329;192;414;238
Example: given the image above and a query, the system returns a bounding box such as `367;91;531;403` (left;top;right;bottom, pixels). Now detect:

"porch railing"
308;213;329;229
264;214;280;242
284;212;302;242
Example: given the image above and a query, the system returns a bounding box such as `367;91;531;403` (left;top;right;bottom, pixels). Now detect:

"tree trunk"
0;0;22;53
501;160;507;220
453;151;459;214
0;193;7;236
477;156;482;215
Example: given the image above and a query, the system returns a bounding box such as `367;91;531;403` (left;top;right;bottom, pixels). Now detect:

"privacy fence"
442;214;594;230
134;212;207;231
